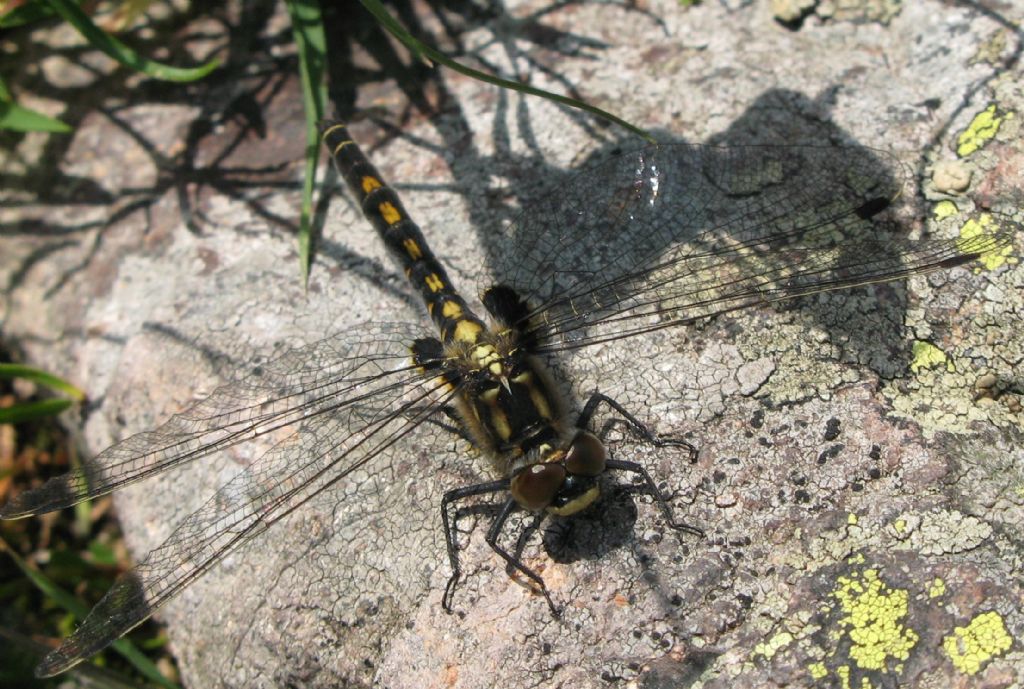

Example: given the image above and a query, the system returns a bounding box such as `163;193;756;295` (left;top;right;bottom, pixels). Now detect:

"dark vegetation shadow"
0;0;429;314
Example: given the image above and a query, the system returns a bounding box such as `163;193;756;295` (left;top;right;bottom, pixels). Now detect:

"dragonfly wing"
487;142;1015;351
1;322;433;518
534;207;1017;351
492;144;899;302
35;348;455;676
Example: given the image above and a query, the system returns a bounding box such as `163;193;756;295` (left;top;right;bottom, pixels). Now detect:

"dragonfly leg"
441;483;560;616
605;459;704;538
440;478;508;612
479;498;560;616
578;392;698;459
419;403;473;443
579;393;704;538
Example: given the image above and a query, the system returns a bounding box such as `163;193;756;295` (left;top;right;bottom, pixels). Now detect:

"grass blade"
0;364;84;401
44;0;219;82
0;539;180;688
285;0;329;285
358;0;654;142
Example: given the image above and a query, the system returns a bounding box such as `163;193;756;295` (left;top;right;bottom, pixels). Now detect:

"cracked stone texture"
1;1;1022;688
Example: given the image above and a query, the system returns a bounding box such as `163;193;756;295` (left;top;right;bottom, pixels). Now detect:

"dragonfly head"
509;431;607;516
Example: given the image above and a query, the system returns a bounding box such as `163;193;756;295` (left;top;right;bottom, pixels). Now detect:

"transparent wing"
1;322;437;518
490;143;1016;351
30;322;458;676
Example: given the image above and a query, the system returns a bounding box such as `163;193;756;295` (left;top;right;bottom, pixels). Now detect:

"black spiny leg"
484;499;559;616
441;479;507;612
578;393;697;456
579;393;704;538
419;404;473;442
441;483;560;615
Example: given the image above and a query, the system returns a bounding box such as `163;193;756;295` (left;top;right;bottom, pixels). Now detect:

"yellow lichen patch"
835;664;851;687
943;610;1014;675
848;513;859;526
753;631;793;660
927;578;946;599
933;200;958;220
892;518;907;535
957;105;1013;156
807;662;828;680
833;569;919;672
910;341;953;374
958;214;1015;271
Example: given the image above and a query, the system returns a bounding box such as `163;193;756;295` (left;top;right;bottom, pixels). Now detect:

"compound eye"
510;463;567;511
564;432;607;477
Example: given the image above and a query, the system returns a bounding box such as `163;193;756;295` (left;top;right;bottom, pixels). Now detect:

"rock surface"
1;1;1022;688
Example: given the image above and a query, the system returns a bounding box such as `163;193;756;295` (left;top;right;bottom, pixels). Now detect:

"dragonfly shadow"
430;89;985;574
703;89;929;379
477;88;942;402
541;485;640;564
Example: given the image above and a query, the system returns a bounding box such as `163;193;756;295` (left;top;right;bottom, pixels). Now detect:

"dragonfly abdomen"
321;121;484;345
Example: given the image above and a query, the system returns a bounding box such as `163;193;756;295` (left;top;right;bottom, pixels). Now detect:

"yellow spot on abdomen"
441;300;462;318
453;319;483;343
403;238;423;260
424;273;445;292
379;201;402;225
361;176;383;194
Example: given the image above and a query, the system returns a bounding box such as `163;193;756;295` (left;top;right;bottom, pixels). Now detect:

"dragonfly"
2;120;1014;677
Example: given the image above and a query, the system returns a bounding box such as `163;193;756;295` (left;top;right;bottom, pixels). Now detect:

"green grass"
0;358;180;686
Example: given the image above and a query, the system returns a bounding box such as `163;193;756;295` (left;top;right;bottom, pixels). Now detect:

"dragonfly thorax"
449;331;566;452
447;333;607;515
